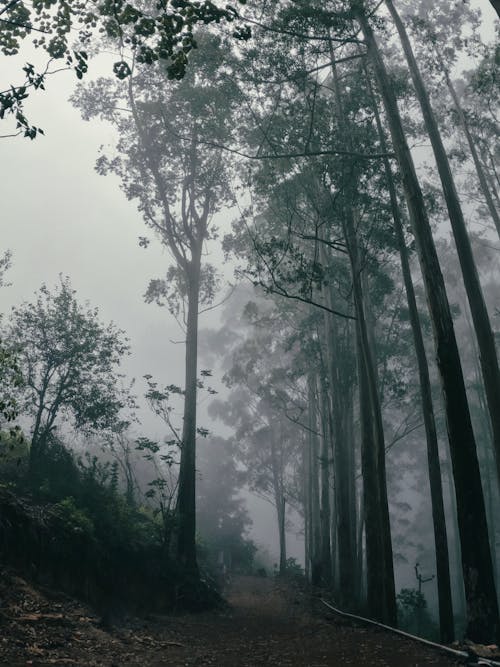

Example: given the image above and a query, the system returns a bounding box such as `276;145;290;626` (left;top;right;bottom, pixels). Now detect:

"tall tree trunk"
319;376;332;585
271;429;287;575
366;66;454;643
387;0;500;507
303;431;311;582
320;246;353;596
463;306;499;585
309;374;322;585
277;494;287;575
346;390;359;603
444;449;466;629
176;249;202;573
356;332;395;623
330;47;396;624
356;485;365;605
357;3;499;642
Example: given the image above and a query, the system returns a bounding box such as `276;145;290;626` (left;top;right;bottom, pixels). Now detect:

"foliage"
0;250;12;288
279;557;305;582
72;32;240;289
54;495;95;537
0;338;23;427
5;276;131;464
0;0;250;138
0;250;22;429
397;588;439;640
0;433;203;610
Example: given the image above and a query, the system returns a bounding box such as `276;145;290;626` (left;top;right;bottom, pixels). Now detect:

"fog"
0;0;499;656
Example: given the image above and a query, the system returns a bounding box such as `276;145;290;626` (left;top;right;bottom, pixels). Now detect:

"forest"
0;0;499;665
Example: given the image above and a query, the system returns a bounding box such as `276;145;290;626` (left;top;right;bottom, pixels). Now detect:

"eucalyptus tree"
73;35;239;572
0;339;21;430
230;23;403;618
209;299;307;575
361;58;455;641
231;0;498;639
401;9;500;265
385;0;500;511
350;0;499;643
401;7;499;235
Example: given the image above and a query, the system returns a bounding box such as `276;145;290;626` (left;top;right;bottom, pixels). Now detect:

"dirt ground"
0;571;467;666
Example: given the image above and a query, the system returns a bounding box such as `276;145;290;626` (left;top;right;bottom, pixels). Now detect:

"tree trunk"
319;377;332;586
277;494;287;575
308;374;322;586
329;47;396;623
346;391;359;603
489;0;500;19
358;4;499;642
444;450;466;630
356;485;365;605
176;249;202;573
320;246;353;595
270;428;287;575
366;65;454;642
387;0;500;512
356;332;394;622
303;432;311;581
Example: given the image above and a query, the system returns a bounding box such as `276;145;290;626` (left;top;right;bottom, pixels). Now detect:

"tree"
0;0;249;137
364;61;454;643
0;250;22;430
73;35;239;572
386;0;500;519
6;276;130;472
207;294;307;576
196;435;254;573
354;0;499;643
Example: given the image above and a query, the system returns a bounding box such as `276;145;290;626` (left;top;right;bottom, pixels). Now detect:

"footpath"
0;571;461;666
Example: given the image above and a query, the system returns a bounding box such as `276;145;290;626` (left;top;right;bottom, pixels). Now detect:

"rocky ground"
0;569;476;666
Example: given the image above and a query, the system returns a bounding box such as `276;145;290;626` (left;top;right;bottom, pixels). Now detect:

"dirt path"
0;572;463;666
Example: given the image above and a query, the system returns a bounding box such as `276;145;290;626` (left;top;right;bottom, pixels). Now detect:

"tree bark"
320;245;354;596
387;0;500;513
366;66;454;642
176;246;202;573
303;431;311;581
319;377;332;586
329;47;396;624
308;374;323;586
357;3;499;642
270;427;287;575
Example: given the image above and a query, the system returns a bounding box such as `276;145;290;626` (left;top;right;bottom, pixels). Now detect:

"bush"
0;436;216;613
54;497;95;537
397;588;439;640
277;557;305;582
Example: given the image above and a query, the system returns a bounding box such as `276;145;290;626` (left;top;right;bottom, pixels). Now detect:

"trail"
0;572;464;665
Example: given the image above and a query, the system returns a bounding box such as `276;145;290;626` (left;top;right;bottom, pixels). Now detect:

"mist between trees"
0;0;499;650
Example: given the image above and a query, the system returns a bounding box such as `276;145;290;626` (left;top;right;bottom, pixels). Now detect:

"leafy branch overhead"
0;0;250;136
